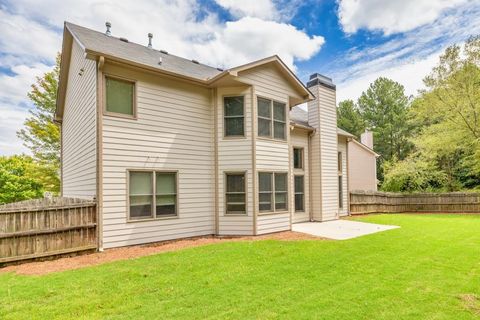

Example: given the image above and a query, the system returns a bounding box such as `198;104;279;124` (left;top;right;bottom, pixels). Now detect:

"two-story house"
56;22;371;250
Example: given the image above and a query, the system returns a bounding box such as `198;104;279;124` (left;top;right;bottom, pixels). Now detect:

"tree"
383;36;480;191
358;77;413;162
337;99;365;138
0;156;44;204
17;54;60;193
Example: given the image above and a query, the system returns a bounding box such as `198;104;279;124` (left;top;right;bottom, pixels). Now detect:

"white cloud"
215;0;278;20
0;105;30;155
337;51;441;102
338;0;468;35
331;1;480;102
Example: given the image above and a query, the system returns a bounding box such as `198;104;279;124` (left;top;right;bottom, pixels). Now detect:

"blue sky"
1;0;479;155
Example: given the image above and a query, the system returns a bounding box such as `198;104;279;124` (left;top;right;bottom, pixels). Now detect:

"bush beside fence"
350;191;480;214
0;197;97;264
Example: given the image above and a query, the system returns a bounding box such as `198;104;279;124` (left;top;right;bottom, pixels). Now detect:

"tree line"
338;36;480;192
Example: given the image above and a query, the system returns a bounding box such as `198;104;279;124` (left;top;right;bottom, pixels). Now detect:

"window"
257;97;286;140
258;172;288;212
338;152;343;173
225;173;246;214
156;173;177;216
338;151;343;209
128;171;177;220
294;175;304;212
338;176;343;209
258;172;273;211
224;96;244;136
105;76;135;116
275;173;287;210
293;148;303;169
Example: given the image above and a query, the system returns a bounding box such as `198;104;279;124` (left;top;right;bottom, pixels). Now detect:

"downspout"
346;138;351;216
251;86;258;235
96;56;105;251
308;129;315;221
213;88;219;235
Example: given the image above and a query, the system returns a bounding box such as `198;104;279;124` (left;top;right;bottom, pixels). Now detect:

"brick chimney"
360;130;373;149
307;73;339;221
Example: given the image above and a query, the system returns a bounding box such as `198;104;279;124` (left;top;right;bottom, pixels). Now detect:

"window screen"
106;77;134;116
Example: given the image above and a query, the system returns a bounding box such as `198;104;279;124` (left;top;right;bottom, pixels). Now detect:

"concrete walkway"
292;219;399;240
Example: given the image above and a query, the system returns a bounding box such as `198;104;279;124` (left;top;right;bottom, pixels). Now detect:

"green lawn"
1;214;480;319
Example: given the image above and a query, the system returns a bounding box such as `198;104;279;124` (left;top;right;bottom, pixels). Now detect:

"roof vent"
119;37;129;43
147;33;153;48
158;57;163;65
105;22;112;36
216;67;224;71
191;59;199;64
160;49;168;54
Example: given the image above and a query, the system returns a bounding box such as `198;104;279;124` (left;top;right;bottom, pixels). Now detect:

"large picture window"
105;76;135;117
258;172;288;213
224;96;244;137
257;97;286;140
128;171;177;220
225;173;246;214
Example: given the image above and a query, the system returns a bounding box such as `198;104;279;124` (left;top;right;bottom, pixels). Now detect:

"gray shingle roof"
290;106;355;137
66;22;222;81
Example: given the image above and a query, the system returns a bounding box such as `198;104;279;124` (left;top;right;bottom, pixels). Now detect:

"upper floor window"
257;97;286;140
338;152;343;173
105;76;135;117
128;171;177;221
293;148;304;169
224;96;244;137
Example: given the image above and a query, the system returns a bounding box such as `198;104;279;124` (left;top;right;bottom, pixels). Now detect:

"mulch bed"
0;231;321;276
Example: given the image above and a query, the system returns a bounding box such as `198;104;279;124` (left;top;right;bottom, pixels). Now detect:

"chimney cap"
306;72;335;90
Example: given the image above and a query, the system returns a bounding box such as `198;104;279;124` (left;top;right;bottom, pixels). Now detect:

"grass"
1;214;480;319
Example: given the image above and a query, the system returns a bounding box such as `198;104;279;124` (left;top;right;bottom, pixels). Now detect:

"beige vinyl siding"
62;40;97;199
238;64;295;234
101;62;215;248
348;141;378;191
307;84;339;221
217;86;254;235
317;85;339;221
338;137;349;216
307;94;322;220
291;130;310;223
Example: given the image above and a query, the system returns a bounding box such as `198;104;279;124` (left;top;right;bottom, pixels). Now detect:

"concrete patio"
292;219;400;240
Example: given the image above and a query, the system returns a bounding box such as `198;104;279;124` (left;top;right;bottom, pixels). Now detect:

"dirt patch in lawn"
0;231;321;276
459;294;480;315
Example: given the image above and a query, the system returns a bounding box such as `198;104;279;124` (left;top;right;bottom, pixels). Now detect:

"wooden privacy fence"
350;191;480;214
0;197;97;264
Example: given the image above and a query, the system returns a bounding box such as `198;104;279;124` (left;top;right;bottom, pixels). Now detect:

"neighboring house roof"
56;22;314;120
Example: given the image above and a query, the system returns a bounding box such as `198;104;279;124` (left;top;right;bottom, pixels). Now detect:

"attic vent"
217;67;224;71
191;59;199;64
119;37;129;43
160;50;168;54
